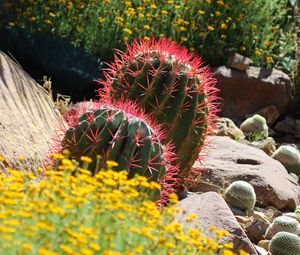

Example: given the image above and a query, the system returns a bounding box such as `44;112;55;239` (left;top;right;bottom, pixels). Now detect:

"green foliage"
269;232;300;255
1;0;296;74
265;216;300;240
224;180;256;211
0;156;241;255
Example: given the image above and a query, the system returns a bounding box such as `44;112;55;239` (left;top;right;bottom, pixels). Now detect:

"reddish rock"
214;66;292;121
176;192;258;254
192;136;300;210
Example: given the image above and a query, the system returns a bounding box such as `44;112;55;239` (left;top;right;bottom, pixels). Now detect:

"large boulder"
0;51;62;169
176;192;258;254
191;136;300;210
214;66;292;121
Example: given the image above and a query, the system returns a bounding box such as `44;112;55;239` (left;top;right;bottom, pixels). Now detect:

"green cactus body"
269;232;300;255
61;100;178;204
99;38;218;183
240;114;268;141
224;181;256;211
265;216;299;240
271;145;300;175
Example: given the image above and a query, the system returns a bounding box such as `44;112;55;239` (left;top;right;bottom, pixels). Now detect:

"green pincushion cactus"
58;100;178;204
269;232;300;255
240;114;268;141
98;38;219;185
271;145;300;175
265;216;300;240
224;180;256;211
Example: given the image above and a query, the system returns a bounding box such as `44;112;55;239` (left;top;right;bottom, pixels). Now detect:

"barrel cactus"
271;145;300;175
269;232;300;255
224;181;256;211
240;114;268;141
98;38;219;184
265;215;300;240
59;100;178;203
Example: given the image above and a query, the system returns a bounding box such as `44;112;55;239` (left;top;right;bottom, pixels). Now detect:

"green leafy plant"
98;38;219;185
1;0;296;75
0;155;242;255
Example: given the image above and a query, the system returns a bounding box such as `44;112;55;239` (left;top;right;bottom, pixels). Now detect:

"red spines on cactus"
98;38;219;186
52;99;179;206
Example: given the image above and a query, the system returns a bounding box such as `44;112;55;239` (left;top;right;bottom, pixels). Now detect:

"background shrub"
1;0;296;74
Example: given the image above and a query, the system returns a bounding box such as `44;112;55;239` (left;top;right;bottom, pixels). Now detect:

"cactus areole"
98;38;219;182
61;100;178;202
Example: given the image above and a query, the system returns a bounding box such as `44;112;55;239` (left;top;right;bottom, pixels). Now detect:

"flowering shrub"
0;155;245;255
1;0;295;74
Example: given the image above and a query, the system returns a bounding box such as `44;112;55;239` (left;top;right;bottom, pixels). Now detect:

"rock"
176;192;258;254
226;52;253;71
248;137;276;156
254;245;269;255
214;66;292;121
274;116;300;138
245;105;280;126
257;240;270;251
214;117;245;140
192;136;300;210
245;218;270;244
0;51;62;169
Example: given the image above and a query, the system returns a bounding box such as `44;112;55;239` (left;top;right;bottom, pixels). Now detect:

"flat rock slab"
192;136;300;210
0;51;62;169
176;192;258;254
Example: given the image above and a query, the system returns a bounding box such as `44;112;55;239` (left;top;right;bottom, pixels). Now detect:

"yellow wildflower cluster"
2;0;293;71
0;155;243;255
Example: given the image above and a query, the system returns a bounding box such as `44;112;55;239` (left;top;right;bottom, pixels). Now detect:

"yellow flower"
266;56;273;63
205;0;211;3
125;1;131;6
255;49;262;56
198;10;205;15
80;156;92;163
217;0;225;5
174;5;181;9
8;22;15;27
143;25;151;30
207;25;214;31
220;23;227;29
49;12;56;17
215;11;221;16
263;41;272;47
185;213;198;222
98;17;106;24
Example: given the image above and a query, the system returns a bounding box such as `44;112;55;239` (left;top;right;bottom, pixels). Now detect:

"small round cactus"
265;215;300;240
269;232;300;255
271;145;300;175
224;180;256;211
240;114;268;141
